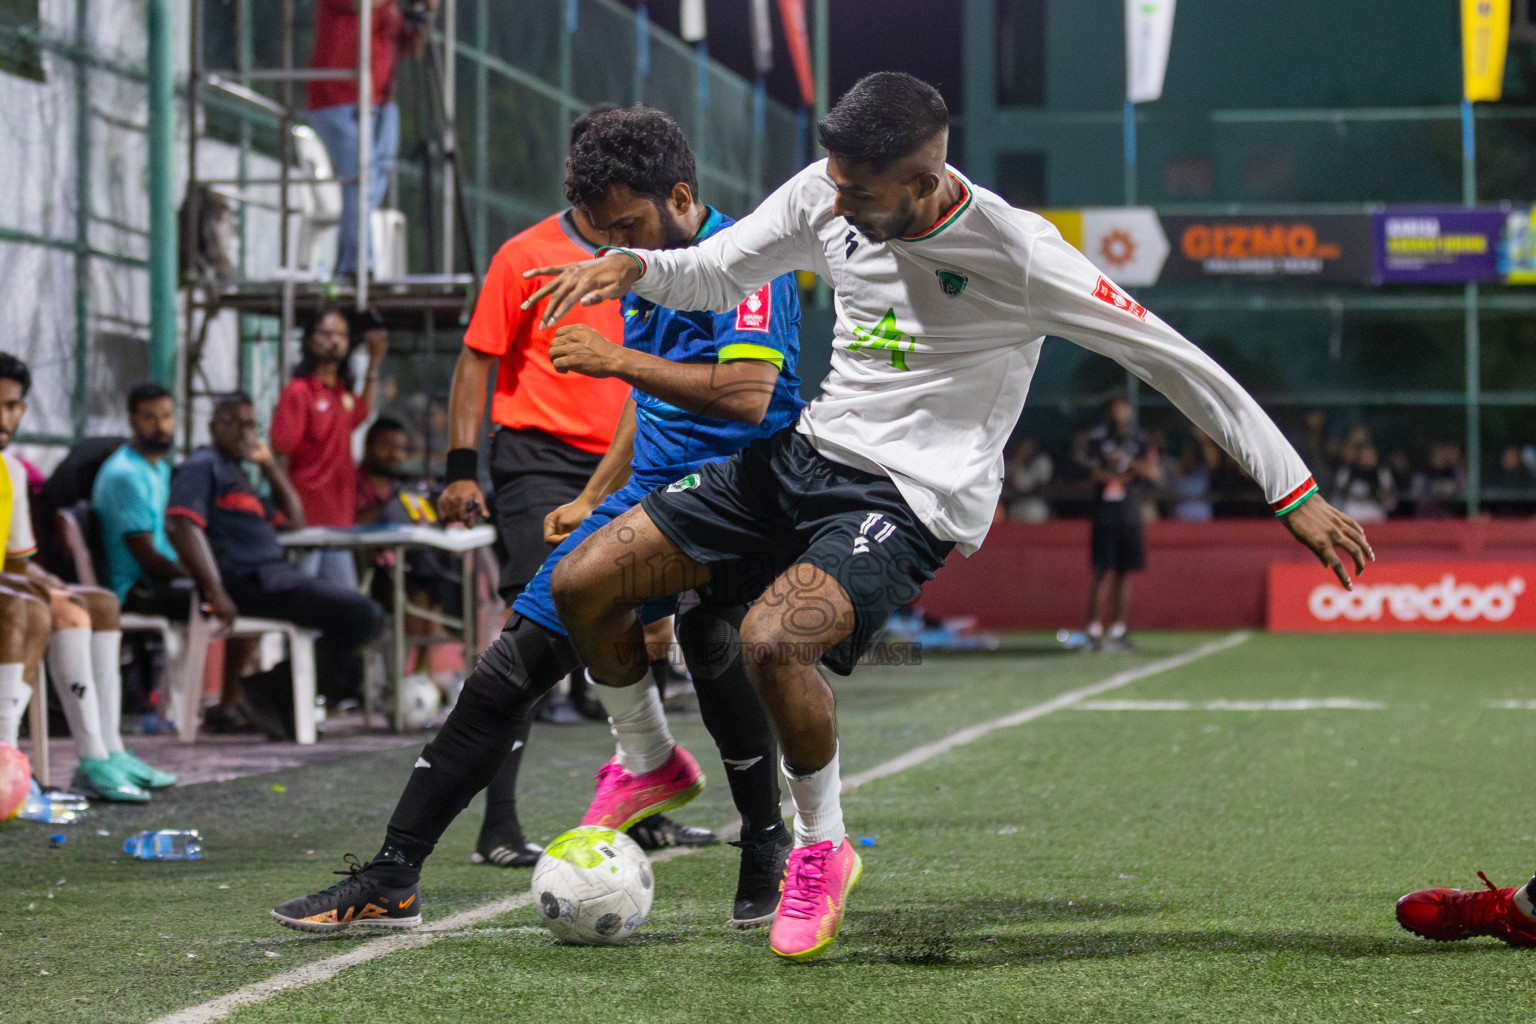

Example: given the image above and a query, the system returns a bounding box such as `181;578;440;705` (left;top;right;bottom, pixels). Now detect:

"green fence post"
147;0;178;388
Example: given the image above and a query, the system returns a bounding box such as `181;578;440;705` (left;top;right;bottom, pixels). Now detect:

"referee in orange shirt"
436;110;715;866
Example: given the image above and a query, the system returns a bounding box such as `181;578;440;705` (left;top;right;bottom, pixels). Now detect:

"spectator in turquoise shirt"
92;383;190;616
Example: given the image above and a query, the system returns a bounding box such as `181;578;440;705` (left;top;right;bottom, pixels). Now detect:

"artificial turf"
6;632;1536;1023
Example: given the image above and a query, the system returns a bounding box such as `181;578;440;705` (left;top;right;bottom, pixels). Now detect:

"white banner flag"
681;0;707;43
750;0;774;75
1126;0;1176;103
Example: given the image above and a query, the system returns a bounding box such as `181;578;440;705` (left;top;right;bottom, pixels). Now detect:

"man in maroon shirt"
270;306;388;587
307;0;437;277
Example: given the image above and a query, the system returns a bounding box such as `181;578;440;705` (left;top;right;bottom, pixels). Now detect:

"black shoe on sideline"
727;822;792;929
626;813;719;851
270;854;422;933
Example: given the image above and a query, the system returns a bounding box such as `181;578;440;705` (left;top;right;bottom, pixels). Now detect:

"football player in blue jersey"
272;105;805;934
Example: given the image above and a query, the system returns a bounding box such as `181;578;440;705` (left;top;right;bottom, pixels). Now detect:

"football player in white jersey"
524;72;1373;962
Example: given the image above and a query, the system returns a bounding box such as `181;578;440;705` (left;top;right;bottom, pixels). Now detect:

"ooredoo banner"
1268;562;1536;633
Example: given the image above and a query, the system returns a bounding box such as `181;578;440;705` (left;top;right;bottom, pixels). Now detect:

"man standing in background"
307;0;438;277
1065;395;1161;652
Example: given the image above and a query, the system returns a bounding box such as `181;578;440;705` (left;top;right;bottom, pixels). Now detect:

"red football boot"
1396;871;1536;946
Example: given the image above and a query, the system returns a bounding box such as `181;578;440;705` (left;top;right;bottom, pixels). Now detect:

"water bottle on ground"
17;779;89;824
123;830;202;860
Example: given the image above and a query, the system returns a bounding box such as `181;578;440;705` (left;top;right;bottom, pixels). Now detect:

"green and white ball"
531;826;654;945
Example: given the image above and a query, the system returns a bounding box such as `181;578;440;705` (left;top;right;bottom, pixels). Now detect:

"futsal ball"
0;742;30;820
531;825;654;945
387;673;442;730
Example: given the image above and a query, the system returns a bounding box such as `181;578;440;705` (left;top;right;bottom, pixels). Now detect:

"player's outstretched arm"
521;252;642;329
1280;494;1374;590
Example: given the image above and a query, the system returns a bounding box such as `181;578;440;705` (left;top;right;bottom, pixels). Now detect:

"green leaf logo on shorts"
666;473;701;492
936;269;968;297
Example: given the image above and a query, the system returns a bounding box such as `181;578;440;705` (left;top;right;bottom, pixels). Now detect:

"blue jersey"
623;207;804;489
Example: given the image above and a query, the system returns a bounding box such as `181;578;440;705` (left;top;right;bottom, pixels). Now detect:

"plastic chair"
177;600;322;745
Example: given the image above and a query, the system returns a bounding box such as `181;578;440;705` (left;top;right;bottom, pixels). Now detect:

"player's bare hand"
438;480;486;526
1281;494;1374;590
550;325;627;378
544;496;597;545
521;252;643;329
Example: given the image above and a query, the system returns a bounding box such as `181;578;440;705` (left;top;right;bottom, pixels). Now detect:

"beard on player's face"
847;192;918;243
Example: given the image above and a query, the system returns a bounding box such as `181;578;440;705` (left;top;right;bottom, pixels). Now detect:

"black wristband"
445;448;479;484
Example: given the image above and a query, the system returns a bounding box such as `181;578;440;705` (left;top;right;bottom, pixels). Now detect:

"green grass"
7;632;1536;1023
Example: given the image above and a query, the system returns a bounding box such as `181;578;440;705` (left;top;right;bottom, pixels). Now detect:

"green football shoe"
74;757;151;803
110;750;177;789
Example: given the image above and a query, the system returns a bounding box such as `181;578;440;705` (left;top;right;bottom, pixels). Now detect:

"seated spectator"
1486;444;1536;517
92;383;261;733
1003;436;1053;523
1333;442;1396;524
1168;428;1220;522
270;305;388;588
355;415;413;525
1409;442;1465;519
166;394;384;710
0;352;175;801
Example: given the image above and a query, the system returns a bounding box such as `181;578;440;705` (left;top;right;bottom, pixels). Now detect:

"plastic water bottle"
123;830;202;860
17;779;88;824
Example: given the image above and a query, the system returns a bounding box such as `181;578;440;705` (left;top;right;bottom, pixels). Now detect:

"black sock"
374;616;577;878
477;712;533;851
678;603;781;835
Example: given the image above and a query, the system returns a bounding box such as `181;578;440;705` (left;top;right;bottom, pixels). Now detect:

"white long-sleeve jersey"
622;160;1316;555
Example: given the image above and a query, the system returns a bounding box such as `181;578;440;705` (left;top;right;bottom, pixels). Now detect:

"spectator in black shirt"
1069;396;1161;651
166;394;383;707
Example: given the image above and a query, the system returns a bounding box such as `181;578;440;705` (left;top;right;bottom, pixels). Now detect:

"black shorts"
1090;515;1145;574
488;427;604;602
640;428;954;675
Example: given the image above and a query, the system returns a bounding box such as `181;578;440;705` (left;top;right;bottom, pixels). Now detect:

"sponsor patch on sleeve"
1092;275;1147;321
734;284;773;333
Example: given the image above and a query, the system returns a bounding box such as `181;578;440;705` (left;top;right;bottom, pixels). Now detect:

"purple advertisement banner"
1375;209;1505;284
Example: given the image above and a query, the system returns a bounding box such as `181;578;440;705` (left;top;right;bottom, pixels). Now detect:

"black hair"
365;415;409;449
563;105;699;210
293;304;356;389
127;381;173;416
817;72;949;171
211;392;253;418
570;102;619;150
0;352;31;396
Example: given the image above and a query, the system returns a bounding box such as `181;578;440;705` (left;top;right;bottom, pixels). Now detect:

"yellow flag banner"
1462;0;1511;102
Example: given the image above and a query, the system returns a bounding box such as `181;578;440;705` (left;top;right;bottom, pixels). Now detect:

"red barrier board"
1268;562;1536;632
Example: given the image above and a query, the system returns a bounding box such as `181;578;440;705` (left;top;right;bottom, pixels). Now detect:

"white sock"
47;628;110;762
91;631;126;755
1515;879;1536;921
1086;621;1104;639
1108;621;1127;640
591;668;674;774
782;746;845;847
0;663;30;748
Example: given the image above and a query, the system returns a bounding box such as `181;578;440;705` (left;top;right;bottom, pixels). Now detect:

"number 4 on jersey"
849;308;916;371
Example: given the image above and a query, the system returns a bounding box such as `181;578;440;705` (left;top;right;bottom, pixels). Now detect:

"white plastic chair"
177;600;322;745
56;505;183;670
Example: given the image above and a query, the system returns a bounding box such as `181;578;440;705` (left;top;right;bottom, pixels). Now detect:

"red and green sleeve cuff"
1272;477;1318;516
595;246;646;277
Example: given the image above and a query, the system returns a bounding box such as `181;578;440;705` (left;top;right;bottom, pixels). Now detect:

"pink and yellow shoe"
769;836;863;962
579;746;705;831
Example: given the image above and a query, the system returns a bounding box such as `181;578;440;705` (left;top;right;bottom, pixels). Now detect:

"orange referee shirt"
464;211;630;455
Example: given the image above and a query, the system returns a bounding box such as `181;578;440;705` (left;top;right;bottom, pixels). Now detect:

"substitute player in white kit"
526;72;1374;962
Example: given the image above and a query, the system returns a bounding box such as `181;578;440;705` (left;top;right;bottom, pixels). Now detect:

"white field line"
1073;698;1382;711
154;629;1250;1024
841;630;1252;792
